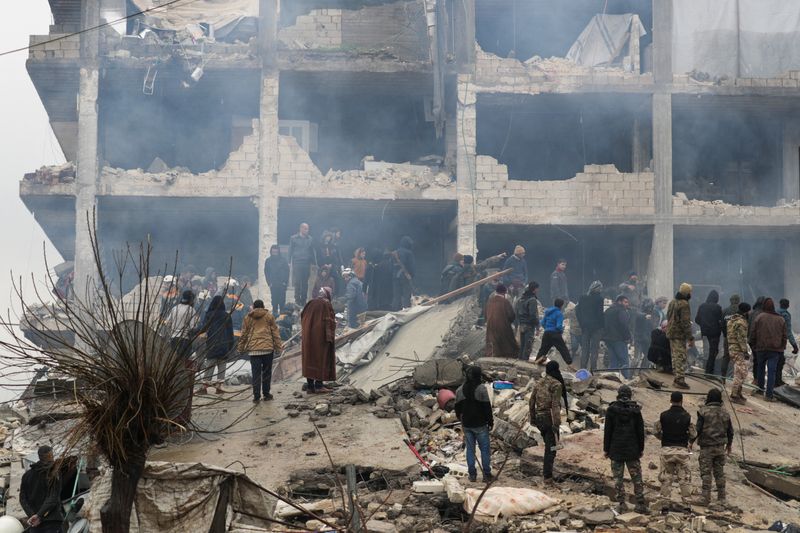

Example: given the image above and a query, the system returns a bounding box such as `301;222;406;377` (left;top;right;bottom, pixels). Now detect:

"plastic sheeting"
337;306;431;367
673;0;800;78
132;0;257;38
463;487;559;521
86;462;277;533
566;14;645;68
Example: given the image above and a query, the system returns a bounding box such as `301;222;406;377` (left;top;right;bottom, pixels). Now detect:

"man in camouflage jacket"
692;388;734;506
727;303;751;403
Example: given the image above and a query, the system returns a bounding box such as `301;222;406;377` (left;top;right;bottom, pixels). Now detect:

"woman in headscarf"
301;287;337;394
312;266;336;299
529;361;568;483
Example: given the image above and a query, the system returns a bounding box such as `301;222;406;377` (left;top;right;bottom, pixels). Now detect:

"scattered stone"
412;480;445;493
575;508;615;526
376;395;393;407
618;512;648;526
286;410;300;418
314;403;330;416
365;519;398;533
329;405;342;416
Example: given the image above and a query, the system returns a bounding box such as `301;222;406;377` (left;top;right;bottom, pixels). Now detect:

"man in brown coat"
302;286;337;393
238;300;283;402
749;297;787;402
485;284;519;357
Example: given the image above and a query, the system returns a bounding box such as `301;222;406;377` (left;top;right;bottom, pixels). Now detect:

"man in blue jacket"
534;298;573;366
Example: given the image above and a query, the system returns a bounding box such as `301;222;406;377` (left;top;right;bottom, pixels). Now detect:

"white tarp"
132;0;257;34
566;14;645;68
673;0;800;78
337;305;432;367
86;462;277;532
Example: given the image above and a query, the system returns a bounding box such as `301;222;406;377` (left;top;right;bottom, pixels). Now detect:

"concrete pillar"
652;0;673;84
256;73;280;301
782;121;800;202
453;0;475;72
785;239;800;319
647;223;674;298
259;0;278;68
456;75;477;255
653;93;673;215
632;116;652;172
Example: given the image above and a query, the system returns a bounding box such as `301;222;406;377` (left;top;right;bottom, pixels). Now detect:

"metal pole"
345;464;361;532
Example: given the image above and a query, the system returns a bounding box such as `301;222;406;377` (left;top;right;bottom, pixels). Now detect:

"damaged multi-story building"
21;0;800;305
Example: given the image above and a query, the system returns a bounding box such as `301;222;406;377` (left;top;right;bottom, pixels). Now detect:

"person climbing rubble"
534;298;573;366
391;236;415;310
485;284;519;357
692;388;733;507
439;253;464;296
667;283;694;390
603;385;647;514
549;259;569;303
603;295;632;378
454;365;493;483
502;245;528;299
529;360;568;484
654;391;696;505
516;282;541;361
577;280;605;371
727;302;751;404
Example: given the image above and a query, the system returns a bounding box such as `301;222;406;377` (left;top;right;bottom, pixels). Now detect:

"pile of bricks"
672;196;800;217
278;9;343;50
28;34;80;60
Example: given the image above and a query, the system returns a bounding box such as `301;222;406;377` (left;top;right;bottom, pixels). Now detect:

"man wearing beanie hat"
485;284;519;357
667;283;694;389
604;385;647;513
502;245;528;297
692;388;733;506
654;391;696;504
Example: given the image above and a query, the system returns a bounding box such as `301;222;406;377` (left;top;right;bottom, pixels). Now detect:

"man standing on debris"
485;284;519;357
165;289;200;359
603;295;632;378
392;236;416;310
20;445;64;533
604;385;647;514
577;280;605;371
454;365;494;482
343;268;366;329
502;245;528;298
516;282;540;361
667;283;694;390
238;299;283;402
654;391;696;505
749;297;787;402
265;244;290;316
777;298;798;388
440;252;464;296
530;361;568;483
534;298;574;366
727;302;751;404
720;294;742;378
550;259;569;303
619;272;643;310
289;223;316;307
302;287;337;394
647;321;672;373
449;252;507;294
695;290;724;375
693;388;733;506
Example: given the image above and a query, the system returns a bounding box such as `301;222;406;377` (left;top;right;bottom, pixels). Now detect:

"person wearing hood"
695;290;724;375
502;245;528;298
749;297;786;401
549;259;569;303
351;247;368;285
485;284;519;357
344;268;366;329
440;253;464;296
654;391;696;504
692;389;733;506
454;365;494;482
667;283;694;389
516;282;541;361
368;250;394;311
720;294;742;378
530;361;568;483
289;223;316;307
238;300;283;402
577;280;605;371
264;244;290;316
535;298;573;366
603;295;632;378
604;385;647;514
197;295;234;394
312;265;336;298
392;236;416;310
301;287;337;394
20;445;64;532
727;302;751;404
647;320;672;372
777;298;798;388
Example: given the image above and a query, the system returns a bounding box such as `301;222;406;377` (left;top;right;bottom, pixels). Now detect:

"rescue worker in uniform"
667;283;694;390
603;385;647;513
529;361;568;483
727;302;751;404
654;391;696;505
693;388;734;507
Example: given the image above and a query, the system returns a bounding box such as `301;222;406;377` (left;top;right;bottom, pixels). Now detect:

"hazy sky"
0;2;65;400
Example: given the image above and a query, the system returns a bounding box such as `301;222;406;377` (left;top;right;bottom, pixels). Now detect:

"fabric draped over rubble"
132;0;257;40
566;14;646;68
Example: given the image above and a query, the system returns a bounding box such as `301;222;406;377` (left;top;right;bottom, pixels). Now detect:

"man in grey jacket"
288;222;316;307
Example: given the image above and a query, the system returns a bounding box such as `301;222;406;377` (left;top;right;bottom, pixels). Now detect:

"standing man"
164;289;200;358
516;282;540;361
727;302;751;404
392;236;415;310
535;298;573;366
654;392;696;505
502;245;528;299
264;244;290;316
603;295;632;378
603;385;647;514
693;389;733;507
577;281;605;371
20;445;64;533
695;290;723;375
440;253;464;295
288;223;316;307
777;298;798;388
749;298;787;402
530;361;568;484
550;259;569;303
238;300;283;402
454;365;494;482
301;287;337;394
667;283;694;390
485;284;519;357
720;294;742;378
619;272;643;310
343;268;366;329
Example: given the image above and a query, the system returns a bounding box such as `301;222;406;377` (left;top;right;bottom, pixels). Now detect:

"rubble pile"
23;162;75;185
673;191;800;217
322;160;454;190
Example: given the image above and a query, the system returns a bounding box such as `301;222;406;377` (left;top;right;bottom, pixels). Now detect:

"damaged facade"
20;0;800;305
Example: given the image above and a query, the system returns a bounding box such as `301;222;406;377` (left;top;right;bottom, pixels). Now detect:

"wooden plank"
744;467;800;500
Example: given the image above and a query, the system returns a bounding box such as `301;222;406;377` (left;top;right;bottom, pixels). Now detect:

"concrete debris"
322;160;453;190
412;479;445;493
23;162;75;185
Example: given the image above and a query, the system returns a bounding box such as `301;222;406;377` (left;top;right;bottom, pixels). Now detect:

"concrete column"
632;116;652;172
782;121;800;201
453;0;475;72
785;240;800;321
259;0;278;68
652;0;673;84
456;75;477;255
256;73;280;301
653;93;672;215
647;223;674;298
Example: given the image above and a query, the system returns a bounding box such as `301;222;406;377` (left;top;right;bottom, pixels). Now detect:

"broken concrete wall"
672;194;800;218
278;9;343;49
28;34;80;60
672;69;800;88
474;156;655;221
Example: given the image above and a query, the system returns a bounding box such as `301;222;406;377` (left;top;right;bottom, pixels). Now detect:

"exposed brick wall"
278;9;343;50
29;34;80;60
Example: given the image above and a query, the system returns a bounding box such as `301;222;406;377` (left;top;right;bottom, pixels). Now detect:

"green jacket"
666;296;692;341
726;314;749;355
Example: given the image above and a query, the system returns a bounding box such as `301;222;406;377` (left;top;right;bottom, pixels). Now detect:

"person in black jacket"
603;295;632;377
392;236;416;310
516;282;541;361
647;321;673;372
603;385;647;513
577;280;605;371
264;244;290;316
454;365;494;482
20;445;64;532
654;391;696;503
198;295;234;394
695;290;724;375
